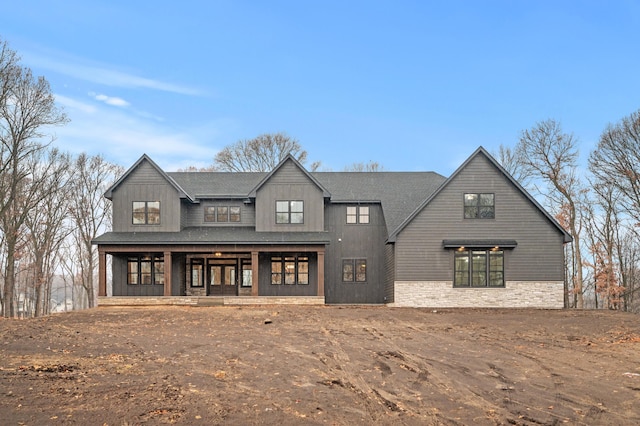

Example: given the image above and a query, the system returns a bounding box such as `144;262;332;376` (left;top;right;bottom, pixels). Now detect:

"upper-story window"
133;201;160;225
464;193;494;219
346;206;369;224
276;201;304;224
204;206;241;223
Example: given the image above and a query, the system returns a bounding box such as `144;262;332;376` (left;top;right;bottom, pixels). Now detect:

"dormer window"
132;201;160;225
464;193;494;219
346;206;370;224
276;201;304;224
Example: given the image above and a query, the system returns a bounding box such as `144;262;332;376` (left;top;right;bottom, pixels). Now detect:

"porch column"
251;251;259;296
317;249;325;297
98;249;107;297
164;251;172;296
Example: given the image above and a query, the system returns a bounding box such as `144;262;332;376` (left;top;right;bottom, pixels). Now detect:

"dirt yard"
1;306;639;425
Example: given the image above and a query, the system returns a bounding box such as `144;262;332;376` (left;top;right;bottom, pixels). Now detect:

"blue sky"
2;1;639;174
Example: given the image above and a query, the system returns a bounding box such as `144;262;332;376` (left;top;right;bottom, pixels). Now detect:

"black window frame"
346;206;370;224
204;206;216;222
132;201;161;225
454;249;504;287
464;193;495;219
204;206;241;223
270;254;309;285
342;259;367;283
276;200;304;224
191;258;204;287
127;255;164;285
229;206;241;222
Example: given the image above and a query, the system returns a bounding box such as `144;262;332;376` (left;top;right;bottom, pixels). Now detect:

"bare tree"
494;143;532;187
66;154;120;308
589;109;640;226
0;38;69;317
24;149;71;316
517;119;586;308
583;180;624;309
343;161;385;172
214;132;310;172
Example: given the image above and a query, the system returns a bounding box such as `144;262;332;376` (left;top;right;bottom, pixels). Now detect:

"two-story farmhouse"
93;147;571;308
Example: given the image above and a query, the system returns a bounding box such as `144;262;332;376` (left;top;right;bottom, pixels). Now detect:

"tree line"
2;35;638;316
0;39;122;317
498;113;640;311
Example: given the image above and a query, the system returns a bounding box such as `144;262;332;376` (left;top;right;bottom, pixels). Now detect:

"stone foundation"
390;281;564;308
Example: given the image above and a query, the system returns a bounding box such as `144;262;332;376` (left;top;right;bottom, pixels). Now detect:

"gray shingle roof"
168;172;266;198
167;170;446;236
313;172;446;235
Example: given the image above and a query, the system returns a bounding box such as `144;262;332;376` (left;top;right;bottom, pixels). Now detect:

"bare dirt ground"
1;306;639;425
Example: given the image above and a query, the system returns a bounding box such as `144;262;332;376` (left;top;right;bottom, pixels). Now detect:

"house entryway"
208;261;237;296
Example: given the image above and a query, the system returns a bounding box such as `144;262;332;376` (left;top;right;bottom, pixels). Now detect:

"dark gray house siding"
255;160;325;233
394;152;565;283
111;161;182;233
95;148;569;308
324;203;387;304
183;200;255;228
257;253;318;296
384;244;395;303
112;253;184;297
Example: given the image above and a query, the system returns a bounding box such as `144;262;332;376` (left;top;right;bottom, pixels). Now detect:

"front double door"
208;260;237;296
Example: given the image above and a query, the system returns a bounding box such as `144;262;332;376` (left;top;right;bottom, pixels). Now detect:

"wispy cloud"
90;92;130;107
22;47;204;96
53;94;219;170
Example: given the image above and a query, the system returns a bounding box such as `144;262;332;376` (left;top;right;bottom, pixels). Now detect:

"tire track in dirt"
318;326;395;423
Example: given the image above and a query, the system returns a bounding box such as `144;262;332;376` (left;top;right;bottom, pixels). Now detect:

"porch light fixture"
214;252;222;257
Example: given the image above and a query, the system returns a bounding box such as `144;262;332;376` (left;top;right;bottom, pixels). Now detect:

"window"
191;259;204;287
133;201;161;225
241;260;252;287
204;206;241;223
217;206;228;222
127;255;164;285
454;250;504;287
271;255;309;285
204;207;216;222
464;193;494;219
229;206;241;222
346;206;369;224
342;259;367;282
276;201;304;224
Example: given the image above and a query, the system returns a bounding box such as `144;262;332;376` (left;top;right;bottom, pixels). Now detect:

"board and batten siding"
182;201;256;227
384;244;395;303
111;160;182;232
394;152;565;283
255;160;325;232
323;203;387;304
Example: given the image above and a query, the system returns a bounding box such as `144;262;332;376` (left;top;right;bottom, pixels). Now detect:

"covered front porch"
97;243;327;299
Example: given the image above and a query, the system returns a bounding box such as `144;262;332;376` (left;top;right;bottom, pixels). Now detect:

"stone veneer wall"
186;286;206;297
391;281;564;309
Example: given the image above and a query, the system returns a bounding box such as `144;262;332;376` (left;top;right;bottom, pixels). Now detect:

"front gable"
252;155;329;232
392;147;571;283
107;155;187;232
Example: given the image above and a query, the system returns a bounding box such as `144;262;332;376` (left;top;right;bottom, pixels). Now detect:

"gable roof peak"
104;154;193;202
388;145;572;243
248;153;331;198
